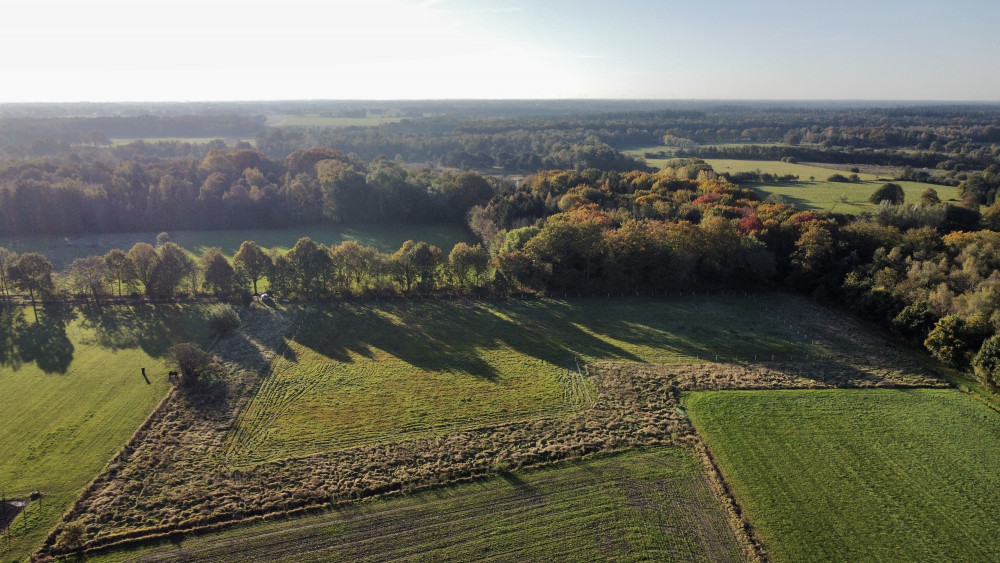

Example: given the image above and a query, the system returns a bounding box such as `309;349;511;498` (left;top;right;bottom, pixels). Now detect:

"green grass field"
0;304;213;561
703;159;960;212
90;447;744;562
0;224;475;271
626;146;960;212
683;389;1000;562
224;296;815;465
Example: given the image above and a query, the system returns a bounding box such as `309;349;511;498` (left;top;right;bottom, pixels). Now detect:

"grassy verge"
683;388;1000;562
89;447;744;562
0;304;212;561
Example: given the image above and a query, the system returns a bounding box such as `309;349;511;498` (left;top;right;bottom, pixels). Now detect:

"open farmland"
703;159;960;212
0;304;212;561
683;389;1000;562
0;224;475;271
38;294;945;558
223;296;821;465
91;447;745;562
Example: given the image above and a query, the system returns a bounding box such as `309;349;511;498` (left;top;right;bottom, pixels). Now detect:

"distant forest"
2;101;1000;236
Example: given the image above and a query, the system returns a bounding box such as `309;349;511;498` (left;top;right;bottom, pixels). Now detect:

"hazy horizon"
4;0;999;104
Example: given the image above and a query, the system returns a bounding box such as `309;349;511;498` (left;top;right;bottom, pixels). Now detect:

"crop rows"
95;449;742;562
684;389;1000;561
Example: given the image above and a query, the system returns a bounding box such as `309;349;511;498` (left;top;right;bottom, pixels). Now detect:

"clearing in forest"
684;389;1000;562
223;296;818;465
702;159;959;211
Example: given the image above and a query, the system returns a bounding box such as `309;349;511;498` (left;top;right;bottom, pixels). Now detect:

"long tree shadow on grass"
8;302;76;373
288;300;647;381
78;303;214;357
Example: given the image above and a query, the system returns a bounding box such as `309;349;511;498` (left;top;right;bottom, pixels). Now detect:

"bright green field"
225;296;816;465
91;447;744;562
683;389;1000;562
0;224;475;271
703;159;960;212
0;305;212;562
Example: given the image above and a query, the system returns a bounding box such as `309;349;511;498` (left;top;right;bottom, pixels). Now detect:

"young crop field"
0;224;476;271
223;296;820;465
0;304;212;561
703;159;960;212
683;389;1000;562
88;447;745;562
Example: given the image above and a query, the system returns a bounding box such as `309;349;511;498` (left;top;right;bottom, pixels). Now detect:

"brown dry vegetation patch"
39;297;946;558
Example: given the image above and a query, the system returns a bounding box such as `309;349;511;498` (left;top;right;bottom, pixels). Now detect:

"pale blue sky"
2;0;997;102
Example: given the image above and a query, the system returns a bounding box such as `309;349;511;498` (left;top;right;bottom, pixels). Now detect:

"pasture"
89;447;745;562
224;296;818;465
683;389;1000;562
0;224;476;271
625;146;960;212
703;159;960;212
0;304;212;561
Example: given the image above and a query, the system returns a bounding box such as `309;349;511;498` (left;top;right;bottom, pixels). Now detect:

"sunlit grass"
0;304;211;561
684;389;1000;562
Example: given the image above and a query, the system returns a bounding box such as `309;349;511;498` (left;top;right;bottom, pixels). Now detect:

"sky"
2;0;999;103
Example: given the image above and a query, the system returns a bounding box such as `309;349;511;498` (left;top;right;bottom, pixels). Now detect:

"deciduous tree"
10;252;54;321
103;248;133;297
127;242;158;296
233;240;271;295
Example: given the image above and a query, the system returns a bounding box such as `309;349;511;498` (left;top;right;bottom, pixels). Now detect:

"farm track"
42;295;945;559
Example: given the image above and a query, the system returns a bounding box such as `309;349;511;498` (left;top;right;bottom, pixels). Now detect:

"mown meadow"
0;304;212;561
683;389;1000;562
224;296;818;465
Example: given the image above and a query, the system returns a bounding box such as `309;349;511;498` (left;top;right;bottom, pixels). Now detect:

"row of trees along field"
0;149;497;235
3;159;1000;385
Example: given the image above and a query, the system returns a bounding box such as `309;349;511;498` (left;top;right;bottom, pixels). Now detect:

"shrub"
827;173;850;183
53;521;86;552
167;343;218;387
870;183;905;205
208;304;241;336
973;335;1000;386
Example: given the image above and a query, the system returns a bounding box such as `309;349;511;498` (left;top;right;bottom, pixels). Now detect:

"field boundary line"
688;432;767;563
